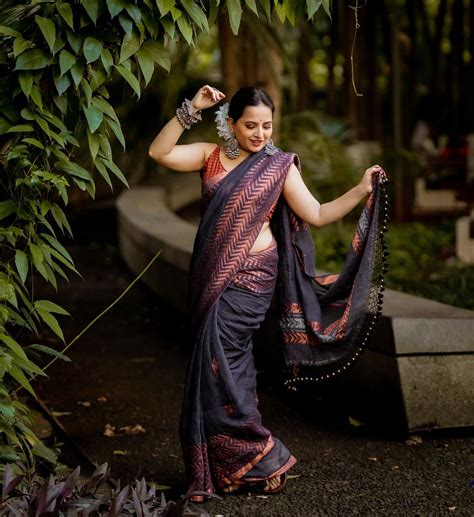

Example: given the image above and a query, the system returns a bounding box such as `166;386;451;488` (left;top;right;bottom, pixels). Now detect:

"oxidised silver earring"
264;138;278;155
224;133;240;159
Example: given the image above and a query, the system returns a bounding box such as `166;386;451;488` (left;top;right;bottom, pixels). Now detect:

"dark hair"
228;87;275;122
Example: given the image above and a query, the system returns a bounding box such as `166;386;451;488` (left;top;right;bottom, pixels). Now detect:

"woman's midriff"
249;222;276;254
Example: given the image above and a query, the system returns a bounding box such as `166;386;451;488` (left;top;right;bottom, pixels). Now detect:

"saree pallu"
179;148;388;498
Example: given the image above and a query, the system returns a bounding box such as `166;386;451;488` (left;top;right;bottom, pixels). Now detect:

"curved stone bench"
116;181;474;434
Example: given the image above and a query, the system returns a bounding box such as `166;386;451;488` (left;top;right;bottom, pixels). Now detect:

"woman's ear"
227;117;234;131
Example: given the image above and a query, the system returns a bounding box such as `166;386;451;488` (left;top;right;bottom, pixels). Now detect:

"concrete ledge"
116;182;474;433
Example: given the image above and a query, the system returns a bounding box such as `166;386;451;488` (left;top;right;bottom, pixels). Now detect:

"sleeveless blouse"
201;146;278;222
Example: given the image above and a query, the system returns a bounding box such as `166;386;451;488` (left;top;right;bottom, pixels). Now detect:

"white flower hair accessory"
215;102;232;141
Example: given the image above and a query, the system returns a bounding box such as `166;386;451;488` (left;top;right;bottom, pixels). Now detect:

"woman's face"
228;103;273;154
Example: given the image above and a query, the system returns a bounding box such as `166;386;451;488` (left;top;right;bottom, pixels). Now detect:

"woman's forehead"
240;104;273;122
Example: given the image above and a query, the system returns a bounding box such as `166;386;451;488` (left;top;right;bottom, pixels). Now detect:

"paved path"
35;206;473;516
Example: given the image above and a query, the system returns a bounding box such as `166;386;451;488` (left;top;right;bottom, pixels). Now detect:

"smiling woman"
148;85;388;502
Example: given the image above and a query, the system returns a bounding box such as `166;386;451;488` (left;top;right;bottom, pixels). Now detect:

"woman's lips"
250;140;263;146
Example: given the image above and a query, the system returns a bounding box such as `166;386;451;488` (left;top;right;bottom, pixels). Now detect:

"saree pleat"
179;147;388;498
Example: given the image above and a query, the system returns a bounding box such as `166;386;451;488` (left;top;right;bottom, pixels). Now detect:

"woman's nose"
254;126;264;137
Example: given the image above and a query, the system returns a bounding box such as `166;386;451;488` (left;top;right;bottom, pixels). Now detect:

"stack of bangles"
176;98;202;129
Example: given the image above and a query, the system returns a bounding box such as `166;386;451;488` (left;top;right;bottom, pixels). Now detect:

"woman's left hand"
358;165;387;195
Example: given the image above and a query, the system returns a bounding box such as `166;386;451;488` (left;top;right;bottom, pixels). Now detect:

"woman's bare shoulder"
203;142;219;161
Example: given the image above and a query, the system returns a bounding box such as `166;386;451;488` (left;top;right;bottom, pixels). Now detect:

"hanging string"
349;0;366;96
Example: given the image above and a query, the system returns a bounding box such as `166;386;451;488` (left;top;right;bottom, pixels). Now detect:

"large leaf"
0;200;16;220
15;250;28;284
181;0;209;31
35;300;70;315
135;47;154;85
83;37;102;64
36;308;65;341
57;2;74;29
156;0;174;17
59;49;75;75
35;15;56;53
306;0;322;18
83;105;104;133
26;344;71;362
119;30;140;63
82;0;99;24
70;62;84;87
19;73;33;98
106;0;126;18
15;49;52;70
142;41;170;72
57;161;92;180
103;159;129;187
176;14;193;45
101;47;114;74
227;0;243;34
13;38;33;58
115;64;140;98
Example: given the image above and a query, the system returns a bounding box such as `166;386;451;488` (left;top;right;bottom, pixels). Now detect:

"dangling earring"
264;138;278;156
225;133;240;159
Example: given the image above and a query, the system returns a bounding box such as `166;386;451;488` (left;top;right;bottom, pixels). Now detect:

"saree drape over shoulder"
179;148;388;499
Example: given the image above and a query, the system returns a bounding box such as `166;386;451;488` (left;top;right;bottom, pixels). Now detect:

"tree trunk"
469;0;474;132
217;12;240;97
449;0;464;136
432;0;447;97
327;0;340;116
343;2;359;139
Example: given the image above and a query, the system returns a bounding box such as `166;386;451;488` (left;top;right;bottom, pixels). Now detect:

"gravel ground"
34;206;474;516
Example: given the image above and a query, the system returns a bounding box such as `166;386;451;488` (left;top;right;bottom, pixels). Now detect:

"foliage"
0;461;218;515
0;0;331;473
312;219;474;310
279;110;359;202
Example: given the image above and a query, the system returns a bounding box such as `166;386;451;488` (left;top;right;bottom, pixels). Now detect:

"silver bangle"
176;98;202;129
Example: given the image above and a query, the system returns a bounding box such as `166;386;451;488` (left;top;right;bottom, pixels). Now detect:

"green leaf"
181;0;209;31
30;85;43;111
135;47;154;85
22;137;44;149
105;118;125;149
54;94;68;114
119;13;133;35
21;108;34;120
15;251;28;284
7;124;34;133
0;117;11;135
82;0;99;24
115;64;140;98
70;62;84;87
95;157;112;188
106;0;126;18
227;0;243;35
0;200;16;220
26;344;71;362
0;333;28;362
0;280;15;301
177;15;193;45
36;308;65;341
321;0;331;19
142;41;170;72
306;0;322;18
19;73;33;97
57;2;74;29
9;365;36;397
126;5;141;23
245;0;259;16
90;68;106;90
13;38;33;58
83;105;103;133
87;129;100;160
35;299;70;315
35;15;56;53
40;232;74;262
0;26;22;38
81;78;92;106
92;96;119;122
101;47;114;74
156;0;174;17
54;70;72;95
57;161;92;180
83;36;102;64
15;49;52;70
66;30;82;53
59;49;76;75
119;30;140;63
103;158;129;187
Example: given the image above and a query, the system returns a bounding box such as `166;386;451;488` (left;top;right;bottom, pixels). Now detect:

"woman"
148;85;387;502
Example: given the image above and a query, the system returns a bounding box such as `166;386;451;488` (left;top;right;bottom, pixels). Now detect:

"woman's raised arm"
148;85;225;172
282;163;385;228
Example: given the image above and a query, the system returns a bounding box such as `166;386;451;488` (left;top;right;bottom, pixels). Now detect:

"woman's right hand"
190;85;225;112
